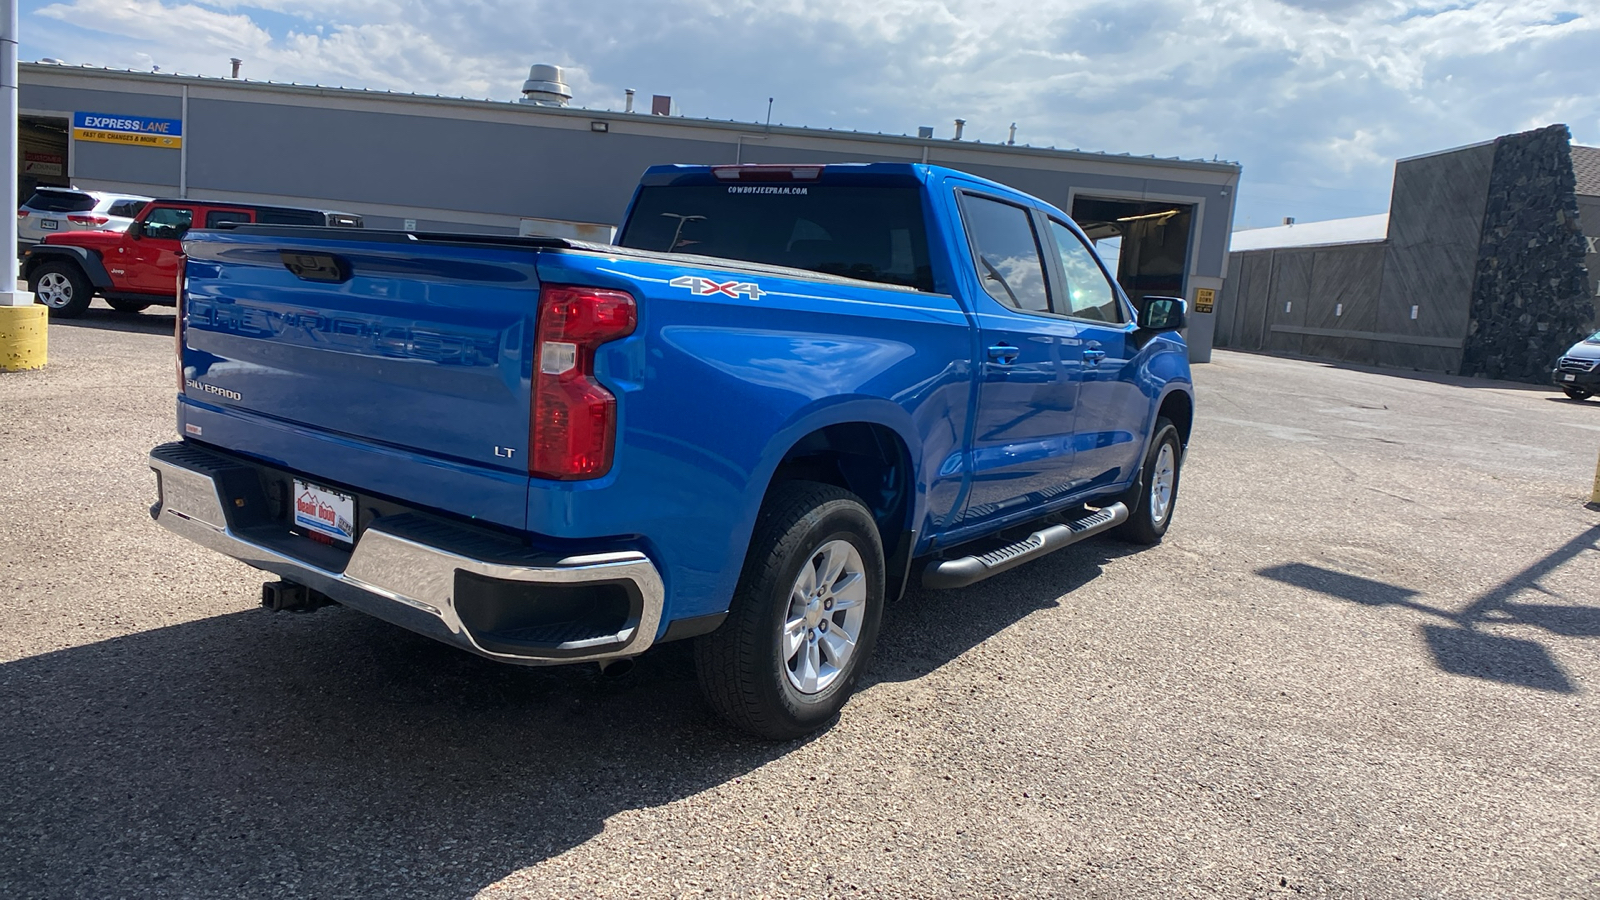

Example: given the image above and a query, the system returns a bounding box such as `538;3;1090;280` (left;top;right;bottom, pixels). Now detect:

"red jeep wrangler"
24;198;362;317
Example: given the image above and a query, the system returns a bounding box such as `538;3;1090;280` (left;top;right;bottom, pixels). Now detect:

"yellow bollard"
0;303;48;372
1589;448;1600;512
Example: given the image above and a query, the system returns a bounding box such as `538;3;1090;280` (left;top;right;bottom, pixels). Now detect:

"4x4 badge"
669;275;765;301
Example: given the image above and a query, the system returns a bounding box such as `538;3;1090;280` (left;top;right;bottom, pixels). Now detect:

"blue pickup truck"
150;162;1194;738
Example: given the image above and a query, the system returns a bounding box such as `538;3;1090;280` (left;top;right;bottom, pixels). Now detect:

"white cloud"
20;0;1600;227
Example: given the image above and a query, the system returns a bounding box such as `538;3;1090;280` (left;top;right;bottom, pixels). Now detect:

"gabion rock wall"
1460;125;1593;382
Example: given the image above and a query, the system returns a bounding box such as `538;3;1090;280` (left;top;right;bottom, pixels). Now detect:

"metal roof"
21;62;1241;176
1230;214;1390;253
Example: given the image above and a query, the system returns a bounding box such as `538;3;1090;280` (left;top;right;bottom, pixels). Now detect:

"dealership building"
16;61;1241;360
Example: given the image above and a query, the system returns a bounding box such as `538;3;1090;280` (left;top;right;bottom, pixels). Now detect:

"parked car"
17;187;151;249
148;162;1194;738
24;198;363;316
1553;330;1600;400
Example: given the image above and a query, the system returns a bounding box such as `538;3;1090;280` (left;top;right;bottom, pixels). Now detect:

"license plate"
39;219;57;230
1564;374;1577;382
292;479;356;544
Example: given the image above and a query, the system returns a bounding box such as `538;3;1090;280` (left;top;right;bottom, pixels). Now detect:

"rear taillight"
530;284;637;480
16;210;27;218
67;214;109;225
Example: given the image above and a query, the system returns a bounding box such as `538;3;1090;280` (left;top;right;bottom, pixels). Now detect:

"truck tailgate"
179;231;537;528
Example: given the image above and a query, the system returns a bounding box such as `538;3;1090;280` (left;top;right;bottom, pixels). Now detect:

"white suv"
18;187;152;248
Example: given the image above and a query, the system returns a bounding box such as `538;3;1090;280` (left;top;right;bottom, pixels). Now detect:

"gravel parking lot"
2;302;1597;898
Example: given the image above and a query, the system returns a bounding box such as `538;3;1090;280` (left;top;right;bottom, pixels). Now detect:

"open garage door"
1070;197;1194;308
19;115;70;198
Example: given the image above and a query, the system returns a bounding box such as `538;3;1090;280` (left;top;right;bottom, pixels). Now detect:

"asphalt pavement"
2;302;1597;898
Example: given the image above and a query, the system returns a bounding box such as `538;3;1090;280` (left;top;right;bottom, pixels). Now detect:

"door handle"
987;343;1020;365
1082;341;1106;365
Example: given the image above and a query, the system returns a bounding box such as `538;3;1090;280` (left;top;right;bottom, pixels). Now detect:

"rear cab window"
617;175;935;292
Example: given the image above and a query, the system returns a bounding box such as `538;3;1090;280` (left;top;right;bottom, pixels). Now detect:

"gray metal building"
17;62;1241;360
1216;125;1597;382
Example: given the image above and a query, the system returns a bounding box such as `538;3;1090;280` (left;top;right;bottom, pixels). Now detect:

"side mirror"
126;220;143;240
1136;296;1186;332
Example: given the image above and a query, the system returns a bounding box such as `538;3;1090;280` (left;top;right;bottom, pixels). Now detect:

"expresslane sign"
72;112;183;149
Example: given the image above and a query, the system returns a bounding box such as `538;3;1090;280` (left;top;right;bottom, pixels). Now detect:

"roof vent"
918;126;934;139
1283;216;1295;226
520;64;571;107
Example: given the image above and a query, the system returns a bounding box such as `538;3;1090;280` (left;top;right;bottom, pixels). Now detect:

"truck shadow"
0;609;783;899
873;537;1142;684
0;539;1132;898
1257;523;1600;694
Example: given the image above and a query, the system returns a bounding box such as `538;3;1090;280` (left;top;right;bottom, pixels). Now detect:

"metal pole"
179;84;187;198
0;0;43;371
0;0;23;302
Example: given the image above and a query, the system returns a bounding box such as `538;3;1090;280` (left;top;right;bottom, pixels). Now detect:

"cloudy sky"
19;0;1600;229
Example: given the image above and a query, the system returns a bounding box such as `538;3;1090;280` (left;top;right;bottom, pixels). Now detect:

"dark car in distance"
1553;330;1600;400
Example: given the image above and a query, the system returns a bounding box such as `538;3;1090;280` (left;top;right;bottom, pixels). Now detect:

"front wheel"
31;262;94;318
695;481;885;740
1562;386;1592;401
1111;417;1184;545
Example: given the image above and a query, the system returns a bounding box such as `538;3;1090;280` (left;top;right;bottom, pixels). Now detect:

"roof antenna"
765;97;774;132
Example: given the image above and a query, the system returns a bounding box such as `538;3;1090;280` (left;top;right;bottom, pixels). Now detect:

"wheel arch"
750;399;923;603
1156;386;1194;448
24;246;113;290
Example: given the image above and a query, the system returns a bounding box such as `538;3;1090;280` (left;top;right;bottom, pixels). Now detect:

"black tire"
695;481;885;740
31;261;93;318
105;298;151;313
1111;417;1183;545
1562;387;1592;401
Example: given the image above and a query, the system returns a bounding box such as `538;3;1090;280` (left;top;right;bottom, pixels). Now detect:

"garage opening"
19;115;70;197
1070;197;1194;308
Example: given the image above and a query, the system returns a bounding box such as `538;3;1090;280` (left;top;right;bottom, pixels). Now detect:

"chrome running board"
921;503;1129;590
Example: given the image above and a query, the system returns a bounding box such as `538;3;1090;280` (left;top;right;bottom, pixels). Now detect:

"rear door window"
617;184;934;291
205;210;253;229
106;200;148;218
256;208;325;226
25;190;96;213
958;194;1051;313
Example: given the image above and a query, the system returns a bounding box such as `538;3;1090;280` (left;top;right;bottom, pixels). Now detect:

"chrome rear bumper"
149;442;664;665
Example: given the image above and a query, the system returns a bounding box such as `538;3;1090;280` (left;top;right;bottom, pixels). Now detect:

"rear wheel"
105;298;151;313
1111;417;1183;545
31;262;93;318
1562;386;1592;401
695;481;884;740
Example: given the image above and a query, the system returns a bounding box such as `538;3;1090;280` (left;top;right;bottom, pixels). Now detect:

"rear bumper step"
921;503;1129;590
148;442;664;665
